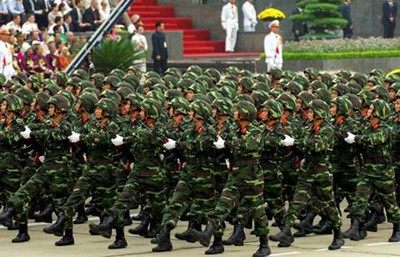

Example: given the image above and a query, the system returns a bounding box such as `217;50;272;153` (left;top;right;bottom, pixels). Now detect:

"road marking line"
365;242;400;246
270;252;301;256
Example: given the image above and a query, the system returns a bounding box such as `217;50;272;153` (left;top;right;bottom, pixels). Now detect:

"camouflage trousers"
283;161;342;230
261;161;286;224
0;153;23;207
60;161;118;230
110;159;166;227
281;160;299;204
394;161;400;206
162;161;216;228
351;163;400;223
9;158;72;223
332;167;359;215
208;160;269;237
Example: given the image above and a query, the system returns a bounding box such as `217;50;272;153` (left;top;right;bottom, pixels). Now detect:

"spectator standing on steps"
221;0;238;53
340;0;353;39
242;0;257;32
382;0;398;38
132;25;148;73
151;20;168;75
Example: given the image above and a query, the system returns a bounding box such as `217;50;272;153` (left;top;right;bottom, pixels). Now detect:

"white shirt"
131;33;148;52
5;21;22;32
264;31;283;65
221;2;238;30
22;21;39;35
242;1;257;27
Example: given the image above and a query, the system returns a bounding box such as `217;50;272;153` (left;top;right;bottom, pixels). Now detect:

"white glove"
281;134;295;147
111;134;124;146
344;132;356;144
163;138;176;150
225;158;231;170
38;155;45;163
214;136;225;149
68;131;81;143
21;126;31;139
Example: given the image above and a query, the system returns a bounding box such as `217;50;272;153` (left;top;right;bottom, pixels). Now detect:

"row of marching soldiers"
1;65;400;257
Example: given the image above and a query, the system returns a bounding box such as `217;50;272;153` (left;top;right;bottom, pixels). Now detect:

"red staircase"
130;0;225;56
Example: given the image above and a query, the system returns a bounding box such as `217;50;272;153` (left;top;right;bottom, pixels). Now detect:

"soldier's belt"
233;159;259;166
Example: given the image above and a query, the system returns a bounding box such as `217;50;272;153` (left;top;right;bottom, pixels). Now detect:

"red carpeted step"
184;41;225;52
183;30;210;41
184;46;216;54
140;18;192;29
132;0;158;5
129;6;174;17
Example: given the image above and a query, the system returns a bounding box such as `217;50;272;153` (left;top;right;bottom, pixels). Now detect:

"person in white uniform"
264;20;283;71
221;0;238;53
242;0;257;32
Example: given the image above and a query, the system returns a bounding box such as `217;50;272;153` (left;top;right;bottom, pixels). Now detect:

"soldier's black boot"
192;223;216;247
0;206;15;228
175;220;201;243
388;223;400;242
123;210;132;226
108;227;128;249
152;225;173;252
269;225;294;247
12;223;30;243
27;201;37;219
73;203;88;224
89;216;114;239
313;218;332;235
359;222;368;240
43;215;68;236
205;234;224;254
293;211;316;234
131;207;144;221
146;218;161;238
55;228;74;246
253;236;271;257
328;229;345;250
128;215;150;236
342;219;360;241
34;202;54;223
222;222;245;246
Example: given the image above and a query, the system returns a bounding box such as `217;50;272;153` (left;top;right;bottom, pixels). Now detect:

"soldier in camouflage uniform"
391;91;400;207
0;94;73;246
151;99;218;253
270;99;344;250
89;98;167;249
192;100;271;257
344;99;400;242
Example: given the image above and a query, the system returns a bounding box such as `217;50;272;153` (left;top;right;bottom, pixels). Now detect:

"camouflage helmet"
384;74;400;85
12;71;29;85
263;99;284;119
177;78;195;92
53;71;68;87
126;93;144;109
170;97;190;115
252;82;270;92
59;90;77;107
253;73;269;84
117;87;134;101
186;65;203;75
335;69;351;80
204;68;221;83
35;92;50;110
331;83;351;96
269;88;284;99
90;73;105;88
191;100;212;120
212;97;234;116
218;86;236;99
165;89;183;101
206;91;223;102
276;92;296;111
298;91;315;108
236;100;257;121
165;67;182;78
309;99;330;120
196;75;213;90
239;69;253;78
292;75;309;89
343;93;362;112
314;88;331;105
146;90;166;106
28;74;42;91
389;82;400;93
281;70;296;80
192;93;212;104
163;74;179;89
371;98;390;120
318;72;333;87
251;90;270;109
370;85;390;101
278;78;290;88
225;66;240;75
267;67;282;79
47;94;70;112
285;81;303;96
79;92;98;113
303;67;318;81
331;96;353;116
346;81;363;94
188;82;206;95
122;74;140;88
358;90;375;107
127;65;142;76
72;68;89;80
309;80;327;92
80;80;95;91
182;72;198;80
110;68;125;79
44;83;61;96
234;94;255;105
99;89;122;103
66;77;81;89
3;94;23;113
239;77;254;93
15;88;34;105
369;69;385;78
141;98;162;119
96;98;118;118
103;75;121;89
350;72;368;86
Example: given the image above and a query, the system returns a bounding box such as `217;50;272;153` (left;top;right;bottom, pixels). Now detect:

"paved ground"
1;213;400;257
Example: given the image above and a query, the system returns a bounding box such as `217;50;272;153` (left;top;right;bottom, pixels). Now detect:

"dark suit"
83;7;101;31
151;31;168;75
291;7;308;42
340;2;353;38
382;1;398;38
70;7;84;32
